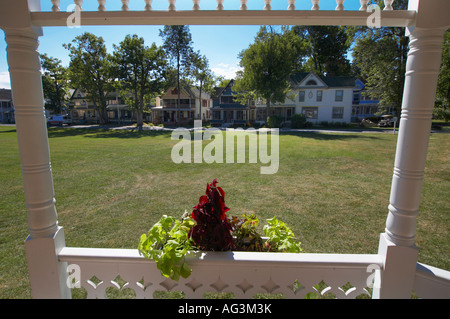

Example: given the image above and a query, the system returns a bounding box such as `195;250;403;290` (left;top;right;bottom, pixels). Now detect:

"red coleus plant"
189;179;234;251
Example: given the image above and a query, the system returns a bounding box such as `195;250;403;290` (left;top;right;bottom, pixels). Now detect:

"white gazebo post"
1;1;70;298
375;0;449;299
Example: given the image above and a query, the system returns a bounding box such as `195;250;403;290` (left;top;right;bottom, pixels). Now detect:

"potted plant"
138;179;303;281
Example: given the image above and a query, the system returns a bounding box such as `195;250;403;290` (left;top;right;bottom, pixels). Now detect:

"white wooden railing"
58;247;450;299
29;0;416;27
44;0;397;12
59;247;384;299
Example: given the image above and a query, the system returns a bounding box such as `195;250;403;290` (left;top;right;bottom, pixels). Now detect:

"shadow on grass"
47;127;173;139
280;131;382;140
46;126;386;141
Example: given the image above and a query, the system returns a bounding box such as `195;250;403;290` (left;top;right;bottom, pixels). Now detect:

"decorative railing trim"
30;10;416;27
58;247;383;268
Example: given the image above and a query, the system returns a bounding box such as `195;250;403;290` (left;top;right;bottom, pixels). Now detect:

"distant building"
152;86;211;125
210;79;251;127
352;79;383;122
255;72;356;124
0;89;14;123
68;89;153;124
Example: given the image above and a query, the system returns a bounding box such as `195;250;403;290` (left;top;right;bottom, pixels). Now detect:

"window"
302;107;318;119
299;91;305;102
212;110;221;120
316;90;323;102
335;90;343;102
306;80;317;86
332;107;344;119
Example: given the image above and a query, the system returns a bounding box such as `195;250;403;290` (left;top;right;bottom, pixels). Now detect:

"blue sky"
0;0;362;89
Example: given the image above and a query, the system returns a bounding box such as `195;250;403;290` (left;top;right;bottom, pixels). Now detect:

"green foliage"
266;115;283;128
138;214;195;281
112;34;168;128
264;217;303;253
139;212;303;280
435;30;450;122
234;26;306;109
40;53;70;114
63;32;115;124
292;26;352;76
290;114;307;129
232;214;264;252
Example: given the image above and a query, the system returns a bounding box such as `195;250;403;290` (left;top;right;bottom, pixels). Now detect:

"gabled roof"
290;72;356;88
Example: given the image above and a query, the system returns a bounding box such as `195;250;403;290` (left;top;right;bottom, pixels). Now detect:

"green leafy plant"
138;214;195;281
138;180;304;281
232;214;264;252
263;217;304;253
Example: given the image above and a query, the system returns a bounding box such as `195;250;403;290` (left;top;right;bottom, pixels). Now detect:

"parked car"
378;115;395;127
47;115;72;126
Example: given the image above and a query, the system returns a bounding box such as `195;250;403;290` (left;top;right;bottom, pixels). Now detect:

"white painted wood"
311;0;320;11
59;247;382;299
384;0;394;10
28;10;416;27
384;26;446;247
168;0;176;11
144;0;152;11
336;0;345;11
359;0;369;11
414;263;450;299
287;0;296;11
74;0;83;11
216;0;224;11
121;0;129;12
25;227;71;298
97;0;106;12
192;0;200;11
51;0;60;12
240;0;248;11
374;234;419;298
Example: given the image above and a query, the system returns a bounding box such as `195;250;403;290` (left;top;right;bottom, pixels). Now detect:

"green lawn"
0;126;448;298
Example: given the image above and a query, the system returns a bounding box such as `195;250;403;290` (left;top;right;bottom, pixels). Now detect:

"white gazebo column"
375;24;446;299
5;26;70;298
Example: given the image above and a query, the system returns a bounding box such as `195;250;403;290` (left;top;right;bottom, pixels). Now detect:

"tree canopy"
63;32;114;124
40;53;69;114
234;26;306;112
112;34;168;129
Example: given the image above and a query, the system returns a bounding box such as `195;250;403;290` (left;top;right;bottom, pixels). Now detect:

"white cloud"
211;63;242;80
0;72;11;89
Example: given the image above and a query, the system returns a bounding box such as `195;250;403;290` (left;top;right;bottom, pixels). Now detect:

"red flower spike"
189;179;234;251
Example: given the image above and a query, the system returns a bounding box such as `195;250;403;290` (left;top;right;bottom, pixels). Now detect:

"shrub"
266;115;283;128
291;114;307;129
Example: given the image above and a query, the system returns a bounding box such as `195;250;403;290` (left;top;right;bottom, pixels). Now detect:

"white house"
256;72;356;124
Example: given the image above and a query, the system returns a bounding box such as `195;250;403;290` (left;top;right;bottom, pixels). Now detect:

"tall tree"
159;25;194;121
234;26;305;115
434;29;450;122
63;32;114;125
40;53;69;114
350;0;409;116
112;34;168;129
293;26;352;76
189;51;214;120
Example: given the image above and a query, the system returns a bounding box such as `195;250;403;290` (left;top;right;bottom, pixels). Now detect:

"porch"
0;0;449;299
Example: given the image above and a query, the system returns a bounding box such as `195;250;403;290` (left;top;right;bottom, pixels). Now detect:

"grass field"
0;125;448;298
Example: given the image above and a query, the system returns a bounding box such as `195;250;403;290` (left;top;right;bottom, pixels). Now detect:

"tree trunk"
137;93;144;130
